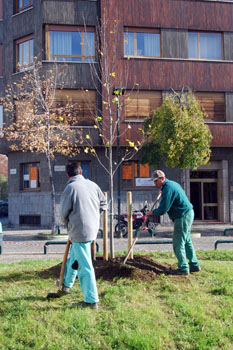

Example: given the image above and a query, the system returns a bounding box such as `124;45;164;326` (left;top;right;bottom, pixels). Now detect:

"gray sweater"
60;175;107;242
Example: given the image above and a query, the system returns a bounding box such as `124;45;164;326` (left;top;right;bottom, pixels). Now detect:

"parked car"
0;201;8;216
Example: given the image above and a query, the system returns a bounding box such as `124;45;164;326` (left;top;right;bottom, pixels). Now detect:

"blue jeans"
63;241;99;303
173;209;200;272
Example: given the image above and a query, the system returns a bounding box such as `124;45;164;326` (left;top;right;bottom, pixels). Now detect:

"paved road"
0;223;232;263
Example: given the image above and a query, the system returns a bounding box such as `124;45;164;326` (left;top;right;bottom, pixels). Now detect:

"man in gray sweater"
59;162;107;309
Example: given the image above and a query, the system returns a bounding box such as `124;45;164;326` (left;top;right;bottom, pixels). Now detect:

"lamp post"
113;86;125;237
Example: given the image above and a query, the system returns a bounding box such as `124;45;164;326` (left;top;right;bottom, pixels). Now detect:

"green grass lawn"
0;250;232;350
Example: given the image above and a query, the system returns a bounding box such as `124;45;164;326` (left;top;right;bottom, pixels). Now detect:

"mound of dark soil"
39;255;178;283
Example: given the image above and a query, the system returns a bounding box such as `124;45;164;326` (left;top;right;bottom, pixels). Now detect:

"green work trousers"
173;209;200;272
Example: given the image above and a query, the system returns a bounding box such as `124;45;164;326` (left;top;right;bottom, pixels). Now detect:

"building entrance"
190;171;218;221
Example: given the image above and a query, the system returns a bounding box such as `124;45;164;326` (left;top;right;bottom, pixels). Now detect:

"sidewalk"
0;223;232;263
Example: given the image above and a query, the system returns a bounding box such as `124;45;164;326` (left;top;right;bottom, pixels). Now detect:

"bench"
214;239;233;250
223;228;233;236
44;240;99;254
135;239;173;246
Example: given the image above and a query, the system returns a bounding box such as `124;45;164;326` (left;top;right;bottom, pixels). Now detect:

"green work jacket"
152;179;193;220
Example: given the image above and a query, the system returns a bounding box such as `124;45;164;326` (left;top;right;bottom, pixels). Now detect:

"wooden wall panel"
121;121;233;147
162;29;188;59
208;123;233;146
101;0;233;32
120;60;233;92
42;0;98;26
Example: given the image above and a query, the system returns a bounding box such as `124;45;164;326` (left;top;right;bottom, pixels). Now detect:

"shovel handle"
58;239;71;291
123;192;162;265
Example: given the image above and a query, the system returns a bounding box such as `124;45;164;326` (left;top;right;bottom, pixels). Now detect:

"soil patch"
39;255;179;283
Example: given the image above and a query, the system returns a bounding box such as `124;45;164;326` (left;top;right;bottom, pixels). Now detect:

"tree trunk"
109;169;114;259
47;156;57;235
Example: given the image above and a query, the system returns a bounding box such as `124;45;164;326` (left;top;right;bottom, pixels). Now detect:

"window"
122;162;153;188
46;25;95;62
0;105;3;133
188;32;223;60
22;163;40;190
195;92;225;121
125;91;162;121
124;29;160;57
53;90;96;126
68;161;91;179
16;35;34;71
16;0;34;13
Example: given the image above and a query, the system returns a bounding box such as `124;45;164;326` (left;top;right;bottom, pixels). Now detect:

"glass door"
190;171;218;221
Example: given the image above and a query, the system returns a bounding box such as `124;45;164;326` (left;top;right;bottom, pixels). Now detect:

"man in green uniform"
147;170;200;275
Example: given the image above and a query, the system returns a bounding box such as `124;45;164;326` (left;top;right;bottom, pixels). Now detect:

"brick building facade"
0;0;233;227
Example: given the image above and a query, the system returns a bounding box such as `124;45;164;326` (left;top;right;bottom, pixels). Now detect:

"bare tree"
3;60;84;234
83;13;146;258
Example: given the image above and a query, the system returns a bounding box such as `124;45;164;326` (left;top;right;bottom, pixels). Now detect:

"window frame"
53;89;96;127
15;34;34;72
15;0;34;13
21;162;40;191
195;92;226;122
124;90;162;122
122;161;153;189
188;31;224;60
45;25;96;63
124;27;161;59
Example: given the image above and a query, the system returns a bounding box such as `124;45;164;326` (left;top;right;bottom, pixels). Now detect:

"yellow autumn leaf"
84;147;89;153
94;125;98;129
106;141;109;147
86;134;90;139
128;141;134;147
109;72;116;77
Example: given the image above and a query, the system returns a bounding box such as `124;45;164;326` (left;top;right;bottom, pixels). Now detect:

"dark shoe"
47;289;70;299
190;266;201;273
170;269;189;275
72;301;98;310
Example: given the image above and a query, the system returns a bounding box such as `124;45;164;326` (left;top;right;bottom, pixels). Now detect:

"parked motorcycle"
114;201;158;237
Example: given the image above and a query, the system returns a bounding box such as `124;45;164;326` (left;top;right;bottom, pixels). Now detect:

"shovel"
47;239;71;299
123;192;162;265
